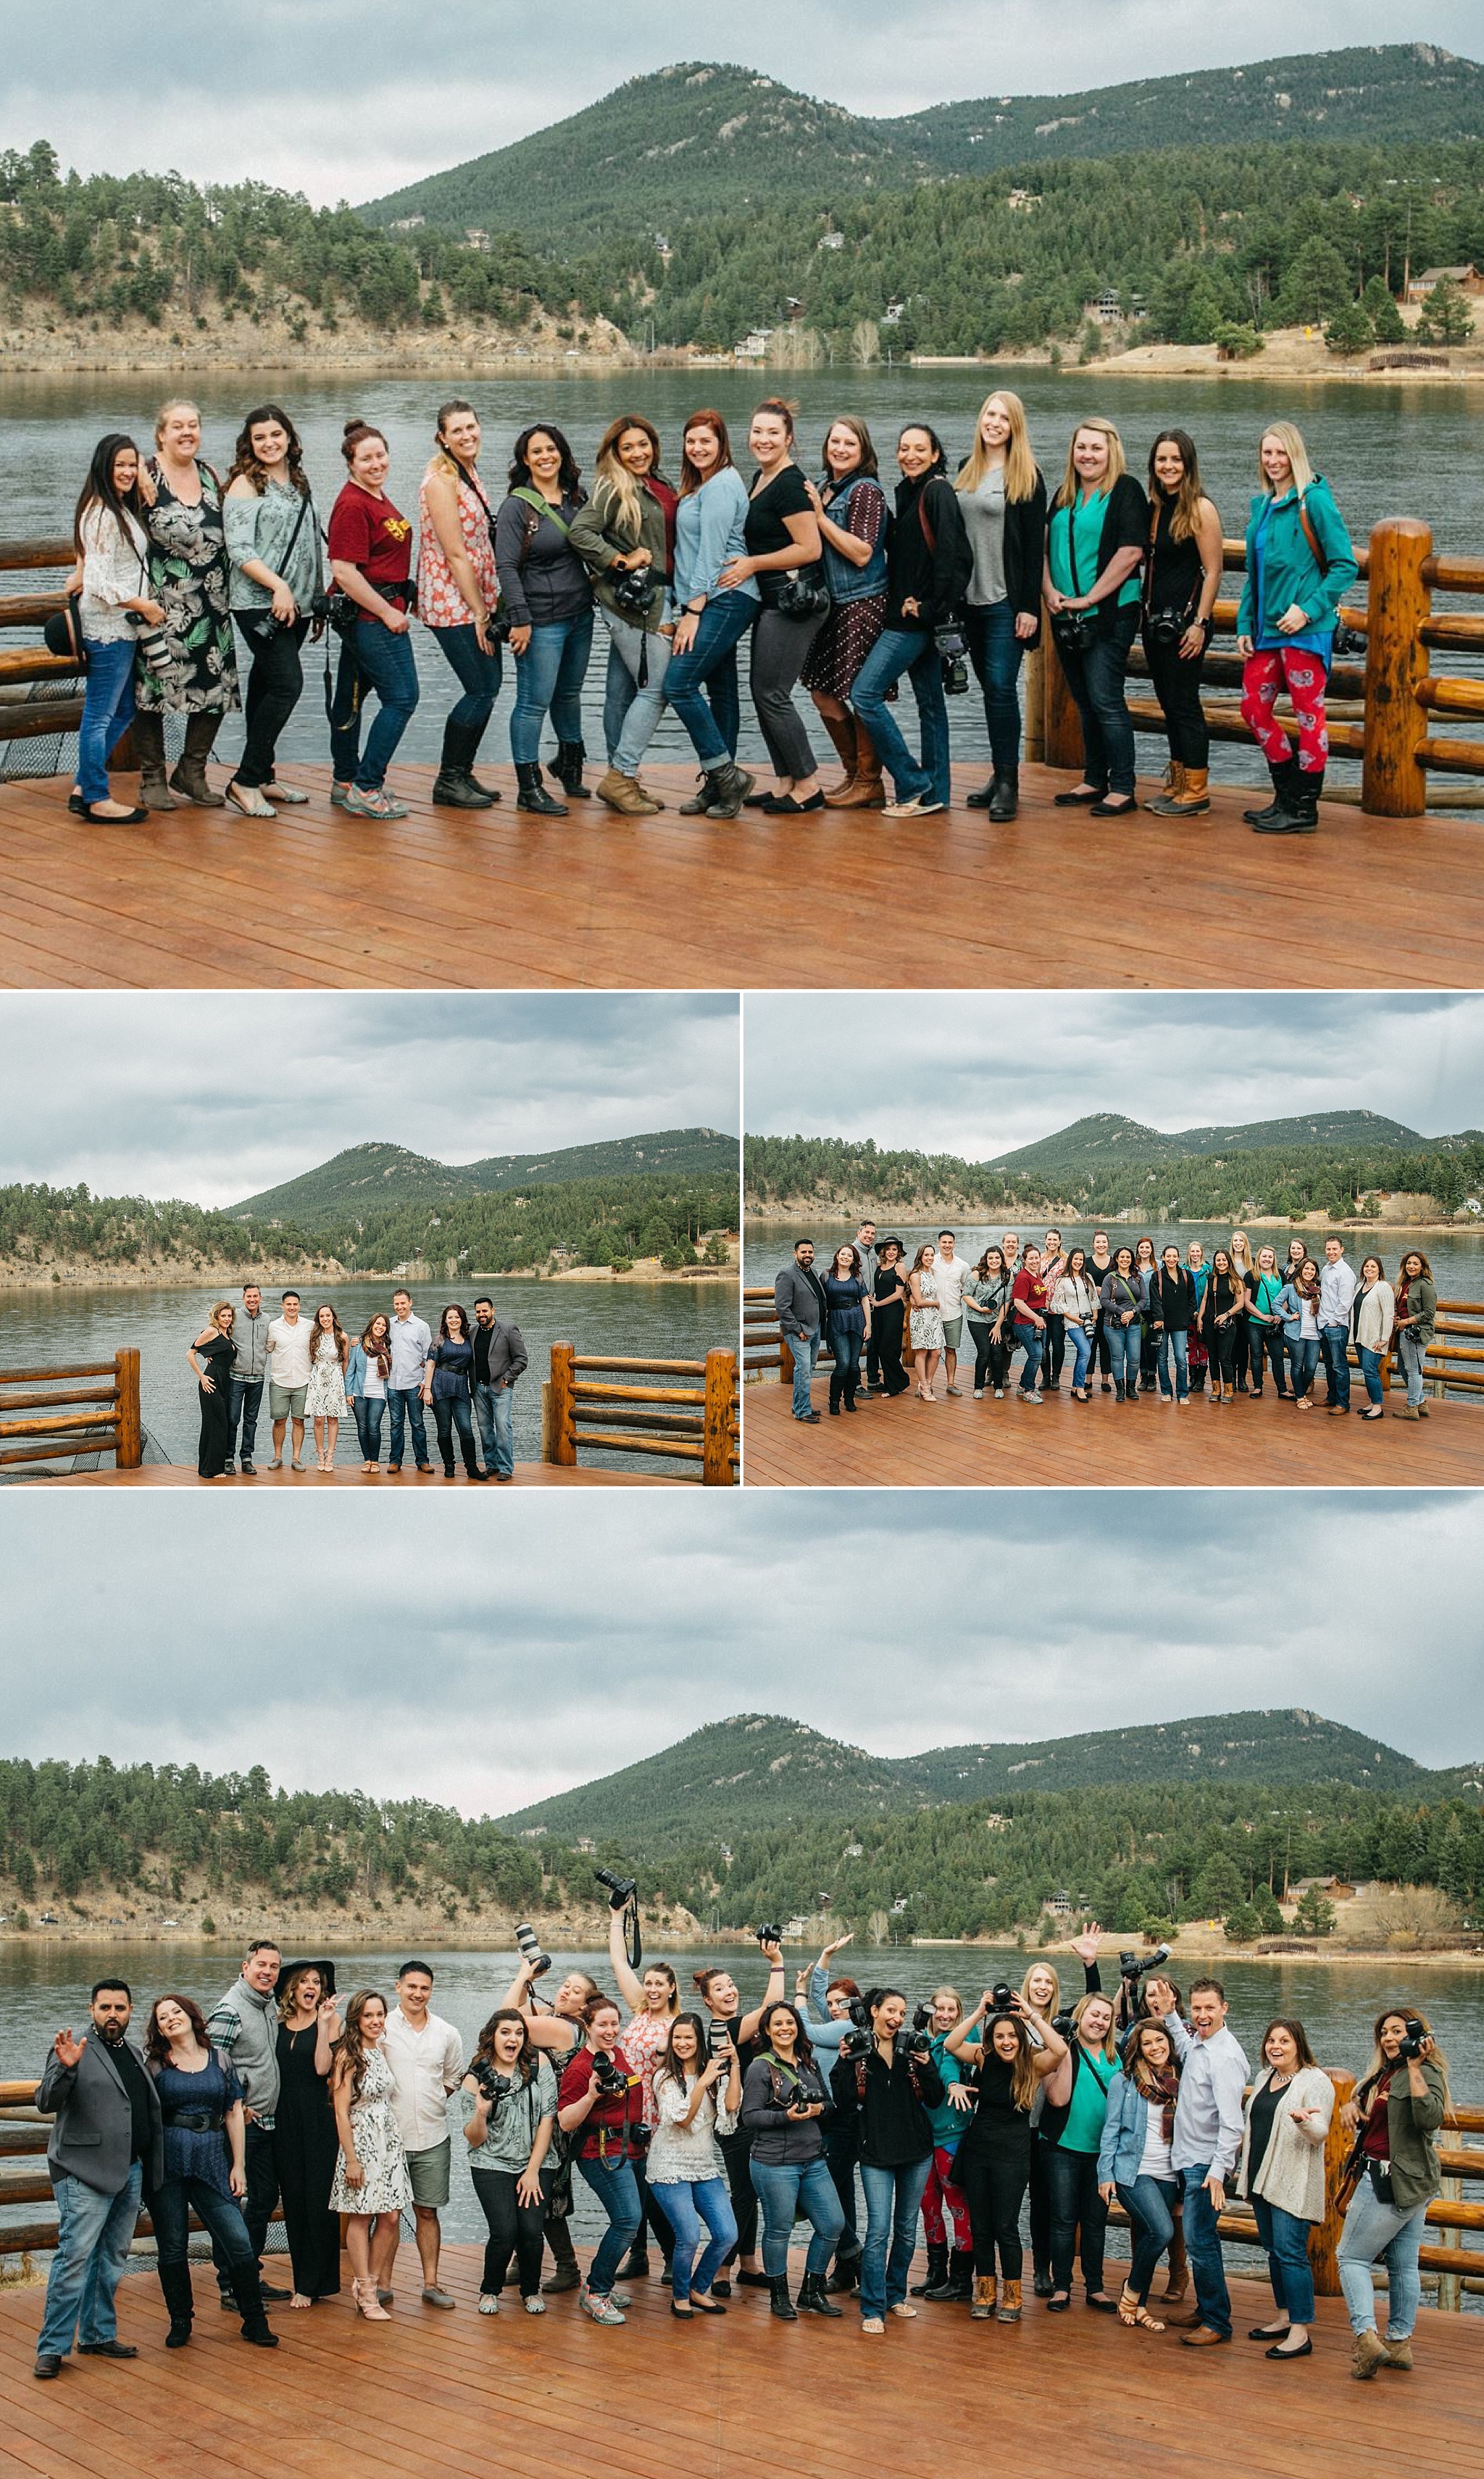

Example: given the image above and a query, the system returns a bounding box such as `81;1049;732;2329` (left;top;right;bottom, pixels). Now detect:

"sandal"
227;780;277;819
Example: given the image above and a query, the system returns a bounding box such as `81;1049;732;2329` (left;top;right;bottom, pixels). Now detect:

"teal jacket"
1236;475;1358;644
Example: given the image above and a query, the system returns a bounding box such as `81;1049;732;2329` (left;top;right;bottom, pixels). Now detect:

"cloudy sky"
744;992;1484;1159
0;993;738;1207
2;4;1474;202
2;1492;1478;1811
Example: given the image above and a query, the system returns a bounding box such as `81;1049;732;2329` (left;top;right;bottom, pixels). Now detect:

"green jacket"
1396;1274;1437;1343
1367;2057;1446;2211
567;474;670;633
1236;474;1358;641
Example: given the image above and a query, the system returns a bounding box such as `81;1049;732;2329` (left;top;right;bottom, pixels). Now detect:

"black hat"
274;1957;337;1998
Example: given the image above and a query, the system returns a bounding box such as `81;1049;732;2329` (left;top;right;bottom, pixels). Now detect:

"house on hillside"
1406;263;1484;302
735;328;772;359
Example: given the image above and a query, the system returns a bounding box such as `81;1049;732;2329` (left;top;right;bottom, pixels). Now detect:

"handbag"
1049;507;1100;653
43;593;88;670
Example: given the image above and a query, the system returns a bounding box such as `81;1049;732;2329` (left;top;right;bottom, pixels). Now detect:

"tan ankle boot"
820;709;859;804
970;2274;996;2320
1147;761;1187;816
1170;766;1210;815
996;2278;1022;2323
831;717;885;809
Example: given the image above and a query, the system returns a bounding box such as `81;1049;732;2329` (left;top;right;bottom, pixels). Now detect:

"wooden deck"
3;759;1483;991
27;1461;675;1488
1;2244;1477;2479
743;1371;1484;1488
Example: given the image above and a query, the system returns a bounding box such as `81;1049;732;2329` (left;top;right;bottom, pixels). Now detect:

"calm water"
0;1275;737;1472
3;370;1480;790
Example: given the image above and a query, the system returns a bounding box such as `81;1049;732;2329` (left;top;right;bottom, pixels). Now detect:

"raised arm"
608;1902;646;2015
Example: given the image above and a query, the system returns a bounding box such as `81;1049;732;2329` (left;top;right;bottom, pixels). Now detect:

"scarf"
1139;2062;1181;2145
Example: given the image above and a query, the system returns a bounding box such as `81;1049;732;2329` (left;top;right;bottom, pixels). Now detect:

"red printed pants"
921;2146;972;2251
1240;646;1330;773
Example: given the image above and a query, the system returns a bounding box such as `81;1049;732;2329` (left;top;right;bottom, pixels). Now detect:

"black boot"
842;1372;859;1412
515;761;567;816
158;2258;194;2349
798;2270;843;2317
988;766;1020;821
548;740;591;798
912;2241;949;2297
1114;1380;1125;1401
966;772;999;810
770;2275;799;2321
941;2246;976;2301
1292;764;1324;828
828;1370;843;1415
702;760;749;820
826;2246;862;2293
432;720;499;808
1243;756;1299;825
229;2262;279;2348
614;2244;650;2281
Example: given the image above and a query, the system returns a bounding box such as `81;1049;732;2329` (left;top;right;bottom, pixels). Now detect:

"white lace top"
645;2070;737;2186
80;502;149;643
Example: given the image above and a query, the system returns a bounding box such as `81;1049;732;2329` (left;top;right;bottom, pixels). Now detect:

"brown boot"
1146;760;1186;816
1168;766;1211;816
996;2278;1022;2323
830;717;885;809
820;709;859;804
132;712;177;812
596;766;660;817
970;2275;996;2320
1160;2236;1189;2304
170;712;225;807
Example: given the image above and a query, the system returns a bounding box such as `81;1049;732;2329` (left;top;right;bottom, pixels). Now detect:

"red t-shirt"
1362;2072;1393;2162
328;481;413;589
1012;1272;1049;1323
558;2043;641;2161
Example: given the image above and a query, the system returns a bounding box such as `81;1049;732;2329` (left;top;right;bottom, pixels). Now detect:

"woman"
1275;1256;1324;1409
144;1993;276;2348
692;1954;783;2294
647;2013;741;2315
556;1994;644;2324
346;1312;392;1472
906;1242;946;1401
717;399;826;813
1099;1246;1143;1403
188;1301;236;1479
1039;1992;1121;2312
222;402;322;818
1236;2018;1335;2360
664;409;757;820
801;417;889;808
328;1989;412;2321
134;400;239;810
1141;430;1222;817
1230;1232;1256;1393
305;1303;349;1473
1201;1247;1246;1406
956;391;1047;820
1247;1244;1290;1399
741;1999;843;2321
820;1242;872;1417
273;1961;342;2308
328;420;420;821
570;414;677;817
1183;1241;1209;1396
794;1947;864;2287
946;1988;1066;2322
1043;417;1147;815
851;423;970;820
1353;1254;1396;1420
460;2007;558;2315
1010;1243;1050;1402
417;399;502;809
1088;1231;1117;1394
967;1245;1014;1400
495;422;593;816
871;1239;911;1398
1096;2015;1183;2330
1051;1245;1099;1402
70;433;157;824
1146;1243;1197;1407
1133;1235;1159;1396
1338;2007;1447;2379
421;1304;483;1481
1391;1249;1438;1422
913;1988;974;2302
1022;1941;1109;2296
606;1906;681;2283
830;1988;944;2335
1238;421;1359;836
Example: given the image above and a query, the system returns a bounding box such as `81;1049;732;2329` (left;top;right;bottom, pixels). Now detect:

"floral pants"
920;2146;972;2251
1240;646;1329;773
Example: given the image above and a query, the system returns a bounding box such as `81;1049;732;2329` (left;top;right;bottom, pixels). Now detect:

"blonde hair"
210;1300;235;1330
1258;421;1314;496
958;391;1038;506
930;1986;964;2026
1072;1989;1118;2061
1230;1232;1254;1273
1054;417;1126;510
154;399;201;445
1020;1960;1060;2012
593;413;663;543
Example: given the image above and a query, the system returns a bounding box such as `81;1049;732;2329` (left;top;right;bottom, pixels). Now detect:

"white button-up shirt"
1168;2015;1250;2180
388;1312;433;1390
383;2006;465;2156
1318;1255;1356;1330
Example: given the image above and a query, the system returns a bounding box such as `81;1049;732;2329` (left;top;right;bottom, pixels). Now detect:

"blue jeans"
1338;2181;1427;2338
1013;1322;1044;1394
1359;1344;1385;1408
38;2162;143;2357
509;609;594;764
651;2175;736;2302
1116;2173;1179;2303
1397;1327;1427;1407
575;2154;642;2296
1106;1318;1141;1386
1288;1336;1321;1399
859;2155;932;2319
965;599;1025;770
1158;1325;1190;1401
788;1328;820;1419
1064;1321;1093;1389
330;617;420;790
77;636;138;804
1056;603;1139;796
1320;1323;1351;1408
230;1375;263;1462
601;609;672;772
664;591;754;767
475;1381;515;1478
851;625;949;805
386;1386;429;1468
351;1394;385;1462
1251;2193;1316;2325
1180;2161;1231;2337
431;621;502;737
150;2172;255;2271
749;2155;844;2279
433;1389;479;1475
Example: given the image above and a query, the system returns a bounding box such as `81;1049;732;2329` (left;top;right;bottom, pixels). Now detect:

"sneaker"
478;2294;500;2316
522;2294;546;2315
861;2315;886;2333
993;1388;1004;1399
972;1390;983;1400
607;2288;632;2310
222;1460;235;1474
945;1385;962;1397
343;786;409;820
330;780;353;809
241;1459;255;1475
422;2286;457;2309
581;2288;625;2325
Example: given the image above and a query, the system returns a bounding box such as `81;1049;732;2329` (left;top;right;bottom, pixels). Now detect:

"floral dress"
136;459;240;714
909;1270;946;1351
305;1333;349;1420
328;2042;412;2216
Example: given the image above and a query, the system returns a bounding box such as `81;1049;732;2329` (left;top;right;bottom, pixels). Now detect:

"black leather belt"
162;2108;224;2132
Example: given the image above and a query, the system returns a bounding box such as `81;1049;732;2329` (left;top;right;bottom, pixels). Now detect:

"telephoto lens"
706;2018;734;2059
593;1865;638;1907
514;1922;551;1978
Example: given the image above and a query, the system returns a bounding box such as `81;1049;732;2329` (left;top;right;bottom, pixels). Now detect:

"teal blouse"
1049;491;1141;608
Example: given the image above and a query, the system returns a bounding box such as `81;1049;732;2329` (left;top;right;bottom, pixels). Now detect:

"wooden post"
702;1348;736;1486
1038;603;1085;774
539;1379;554;1464
547;1343;576;1467
1022;639;1046;766
114;1349;141;1468
779;1330;795;1386
1309;2067;1356;2297
1362;517;1431;818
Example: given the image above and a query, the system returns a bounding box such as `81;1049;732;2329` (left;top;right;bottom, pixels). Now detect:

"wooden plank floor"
0;2246;1477;2479
3;759;1483;990
744;1371;1483;1488
25;1461;680;1488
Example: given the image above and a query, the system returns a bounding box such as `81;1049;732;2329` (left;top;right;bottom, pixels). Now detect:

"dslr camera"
935;623;970;696
594;1865;638;1910
1120;1943;1172;1983
754;1922;784;1947
1398;2018;1430;2060
609;560;656;621
897;2023;933;2061
514;1921;551;1979
591;2052;628;2097
912;2001;935;2035
987;1982;1017;2014
706;2018;735;2062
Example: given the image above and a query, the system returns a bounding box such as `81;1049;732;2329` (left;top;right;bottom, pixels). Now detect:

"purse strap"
512;483;571;538
1296;490;1327;576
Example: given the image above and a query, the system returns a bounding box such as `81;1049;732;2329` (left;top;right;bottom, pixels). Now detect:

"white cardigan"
1354;1280;1396;1351
1235;2064;1334;2222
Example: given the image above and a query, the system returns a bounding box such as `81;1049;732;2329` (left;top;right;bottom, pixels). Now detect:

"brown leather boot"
1146;761;1187;816
170;712;225;807
996;2278;1022;2323
831;717;885;809
820;709;859;804
1168;766;1211;816
970;2274;996;2320
132;712;177;812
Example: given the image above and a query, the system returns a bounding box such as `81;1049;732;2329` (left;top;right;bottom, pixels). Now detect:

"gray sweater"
205;1975;281;2125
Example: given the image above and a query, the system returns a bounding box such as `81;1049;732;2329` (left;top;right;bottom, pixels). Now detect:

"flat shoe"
1052;786;1103;805
1267;2337;1313;2359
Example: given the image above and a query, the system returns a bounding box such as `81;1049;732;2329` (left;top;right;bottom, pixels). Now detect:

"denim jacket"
1096;2067;1156;2186
815;472;888;607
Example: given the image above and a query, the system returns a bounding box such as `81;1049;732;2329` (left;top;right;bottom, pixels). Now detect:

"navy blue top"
820;1273;870;1335
151;2050;243;2193
429;1338;475;1399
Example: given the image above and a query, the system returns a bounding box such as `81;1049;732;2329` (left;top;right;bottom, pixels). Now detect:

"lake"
0;1275;737;1472
3;370;1480;794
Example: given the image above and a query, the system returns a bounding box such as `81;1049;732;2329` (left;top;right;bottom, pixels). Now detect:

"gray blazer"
38;2034;164;2196
475;1317;529;1386
774;1262;825;1339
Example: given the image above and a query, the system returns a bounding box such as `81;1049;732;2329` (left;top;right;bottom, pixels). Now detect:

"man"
1041;1228;1068;1392
775;1241;827;1424
387;1288;434;1472
1318;1235;1356;1415
206;1938;288;2307
383;1962;465;2309
853;1222;881;1391
934;1230;971;1399
265;1291;312;1472
1146;1975;1249;2347
471;1296;528;1481
1088;1229;1115;1394
228;1282;269;1475
33;1979;164;2379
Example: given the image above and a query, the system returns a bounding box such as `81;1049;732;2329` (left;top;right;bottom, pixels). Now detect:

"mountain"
359;46;1484;242
228;1130;737;1232
988;1111;1431;1178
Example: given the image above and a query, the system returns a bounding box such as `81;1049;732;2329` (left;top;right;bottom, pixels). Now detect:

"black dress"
872;1267;909;1395
196;1330;235;1478
272;2025;342;2299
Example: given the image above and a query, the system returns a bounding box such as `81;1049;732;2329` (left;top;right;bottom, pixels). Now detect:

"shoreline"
745;1202;1478;1238
0;1262;738;1293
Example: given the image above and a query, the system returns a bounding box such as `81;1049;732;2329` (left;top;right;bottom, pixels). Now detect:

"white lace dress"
328;2043;412;2215
305;1333;349;1419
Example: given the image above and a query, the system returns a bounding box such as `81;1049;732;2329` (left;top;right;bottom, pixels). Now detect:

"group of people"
67;393;1354;835
187;1282;527;1480
774;1224;1439;1421
33;1917;1449;2389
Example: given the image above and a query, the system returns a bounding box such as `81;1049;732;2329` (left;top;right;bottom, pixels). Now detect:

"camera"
988;1983;1017;2014
593;1866;638;1911
912;2001;934;2035
514;1922;551;1979
1398;2018;1430;2060
838;2025;872;2059
1120;1943;1172;1982
935;624;969;696
1051;2007;1077;2041
898;2025;933;2060
609;561;656;621
755;1922;783;1947
591;2053;628;2096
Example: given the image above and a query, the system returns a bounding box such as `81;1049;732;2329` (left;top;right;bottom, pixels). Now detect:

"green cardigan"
1366;2057;1446;2210
1235;474;1358;642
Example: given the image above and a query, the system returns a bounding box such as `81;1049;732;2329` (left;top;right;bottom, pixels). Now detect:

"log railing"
0;1349;142;1470
0;2082;286;2255
542;1343;738;1484
0;536;86;749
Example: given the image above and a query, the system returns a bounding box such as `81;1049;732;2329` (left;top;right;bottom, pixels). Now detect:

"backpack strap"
1296;491;1327;576
513;483;571;538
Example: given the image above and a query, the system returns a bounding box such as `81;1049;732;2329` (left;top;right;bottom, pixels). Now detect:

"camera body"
838;2025;872;2060
1398;2018;1430;2060
593;1865;638;1910
609;562;655;621
1051;2007;1078;2042
935;624;970;695
514;1922;551;1979
898;2026;933;2061
988;1982;1017;2014
755;1922;784;1947
912;2001;935;2035
1120;1942;1172;1983
591;2052;628;2097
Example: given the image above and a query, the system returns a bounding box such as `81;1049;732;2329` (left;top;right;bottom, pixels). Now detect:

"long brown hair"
653;2010;712;2096
359;1314;392;1378
679;409;733;499
1260;2017;1318;2072
312;1304;349;1368
1148;428;1204;543
276;1965;326;2025
145;1992;211;2066
474;2007;539;2083
1359;2004;1451;2113
227;403;310;497
819;413;879;481
981;2009;1041;2112
333;1989;387;2103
